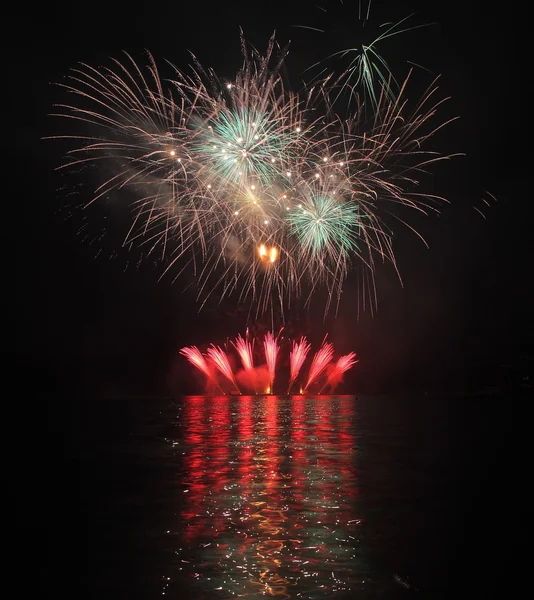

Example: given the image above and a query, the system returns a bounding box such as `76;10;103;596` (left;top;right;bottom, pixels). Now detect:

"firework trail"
51;28;455;316
207;344;241;394
180;346;223;393
263;330;281;393
288;337;311;394
320;352;359;393
304;338;334;392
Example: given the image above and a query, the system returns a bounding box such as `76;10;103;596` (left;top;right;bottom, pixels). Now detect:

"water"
40;393;520;598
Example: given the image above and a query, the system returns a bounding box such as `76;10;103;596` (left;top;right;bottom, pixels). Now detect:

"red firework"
233;333;254;372
180;346;223;393
304;339;334;392
207;344;241;393
288;337;311;394
263;330;281;394
320;352;359;393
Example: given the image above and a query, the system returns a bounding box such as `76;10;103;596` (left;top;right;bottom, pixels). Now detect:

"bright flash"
258;245;278;263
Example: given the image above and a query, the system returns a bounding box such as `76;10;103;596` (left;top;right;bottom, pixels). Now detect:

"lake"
39;393;520;598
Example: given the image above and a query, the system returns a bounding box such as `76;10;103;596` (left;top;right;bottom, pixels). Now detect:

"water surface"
52;393;513;598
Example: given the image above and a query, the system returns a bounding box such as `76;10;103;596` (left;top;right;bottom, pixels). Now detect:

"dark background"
11;0;532;397
8;1;531;597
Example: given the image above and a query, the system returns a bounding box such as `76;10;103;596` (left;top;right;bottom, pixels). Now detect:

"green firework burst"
288;193;360;259
194;107;300;189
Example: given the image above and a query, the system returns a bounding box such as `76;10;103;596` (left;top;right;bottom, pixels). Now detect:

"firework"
180;346;223;393
320;352;359;393
233;333;255;372
207;344;241;393
288;337;311;394
51;27;454;316
296;1;431;111
233;332;257;392
263;330;281;393
304;338;334;392
181;332;356;395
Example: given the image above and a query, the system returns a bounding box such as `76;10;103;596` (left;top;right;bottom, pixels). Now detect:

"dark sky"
11;1;532;393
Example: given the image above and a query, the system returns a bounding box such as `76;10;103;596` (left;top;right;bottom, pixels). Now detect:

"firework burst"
50;27;455;317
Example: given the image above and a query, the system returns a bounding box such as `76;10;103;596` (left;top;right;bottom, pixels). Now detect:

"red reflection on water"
238;396;254;490
178;395;361;597
181;396;207;542
290;398;307;507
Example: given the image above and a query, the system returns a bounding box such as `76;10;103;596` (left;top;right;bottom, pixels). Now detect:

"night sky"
11;0;532;395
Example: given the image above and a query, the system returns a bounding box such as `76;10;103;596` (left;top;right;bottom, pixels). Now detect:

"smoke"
235;365;270;393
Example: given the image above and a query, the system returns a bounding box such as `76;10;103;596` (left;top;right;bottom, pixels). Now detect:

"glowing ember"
258;244;278;263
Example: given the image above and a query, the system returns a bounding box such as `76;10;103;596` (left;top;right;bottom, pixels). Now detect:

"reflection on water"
171;395;368;598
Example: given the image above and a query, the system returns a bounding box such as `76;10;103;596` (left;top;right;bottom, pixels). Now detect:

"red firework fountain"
320;353;359;393
180;333;357;395
304;338;334;392
232;333;256;393
287;337;311;394
263;331;280;394
206;344;241;394
179;346;224;394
